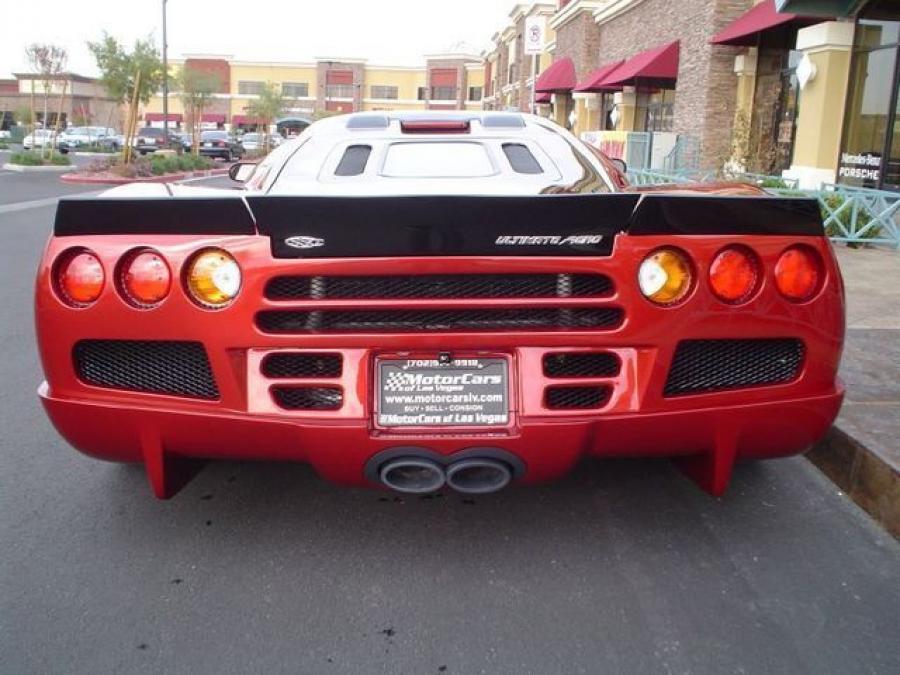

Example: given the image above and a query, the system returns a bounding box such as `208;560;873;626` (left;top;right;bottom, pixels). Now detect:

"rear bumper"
40;381;843;495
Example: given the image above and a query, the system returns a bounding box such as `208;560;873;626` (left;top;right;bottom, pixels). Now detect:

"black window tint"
335;145;372;176
502;143;542;174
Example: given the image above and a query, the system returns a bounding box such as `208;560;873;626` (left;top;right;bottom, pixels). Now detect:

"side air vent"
543;352;620;378
73;340;218;399
544;385;611;410
261;353;342;379
271;386;343;410
664;338;805;396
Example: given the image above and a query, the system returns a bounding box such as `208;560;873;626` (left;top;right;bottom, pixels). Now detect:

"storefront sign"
838;152;882;182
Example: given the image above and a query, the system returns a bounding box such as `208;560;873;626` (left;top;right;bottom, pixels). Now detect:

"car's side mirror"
610;158;627;175
228;162;257;182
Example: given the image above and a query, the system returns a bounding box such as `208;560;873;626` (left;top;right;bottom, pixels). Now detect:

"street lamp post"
162;0;169;145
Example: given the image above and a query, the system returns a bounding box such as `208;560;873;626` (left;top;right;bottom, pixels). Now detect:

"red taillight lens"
119;249;171;307
56;250;104;306
400;120;470;134
709;246;760;304
775;246;822;302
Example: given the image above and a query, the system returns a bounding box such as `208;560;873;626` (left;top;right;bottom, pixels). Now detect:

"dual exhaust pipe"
379;456;513;495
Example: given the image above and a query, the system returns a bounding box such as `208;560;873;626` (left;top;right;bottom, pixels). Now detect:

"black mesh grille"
261;353;342;379
545;386;611;409
271;386;343;410
265;273;613;300
664;339;805;396
256;308;623;334
543;352;620;378
73;340;218;399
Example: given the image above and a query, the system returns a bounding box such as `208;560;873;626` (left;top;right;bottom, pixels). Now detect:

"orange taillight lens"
775;246;822;302
120;249;171;307
638;248;693;306
56;250;104;306
709;246;760;304
185;248;241;308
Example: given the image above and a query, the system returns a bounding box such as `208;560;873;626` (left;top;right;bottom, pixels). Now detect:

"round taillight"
709;246;760;304
56;250;104;306
119;249;171;307
185;248;241;308
775;246;822;302
638;248;693;306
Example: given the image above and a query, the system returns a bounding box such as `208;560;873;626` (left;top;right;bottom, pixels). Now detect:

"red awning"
201;113;225;123
144;113;182;122
535;57;576;93
574;61;625;92
535;92;551;104
232;115;265;125
711;0;828;46
597;41;679;89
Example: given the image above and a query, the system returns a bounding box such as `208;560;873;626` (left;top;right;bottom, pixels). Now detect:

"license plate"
377;357;508;427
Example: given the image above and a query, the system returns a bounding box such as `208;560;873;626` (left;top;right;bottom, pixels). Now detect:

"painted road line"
0;191;103;215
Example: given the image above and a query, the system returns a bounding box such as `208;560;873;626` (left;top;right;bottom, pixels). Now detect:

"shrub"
10;151;45;166
49;154;71;166
0;141;9;150
820;193;879;240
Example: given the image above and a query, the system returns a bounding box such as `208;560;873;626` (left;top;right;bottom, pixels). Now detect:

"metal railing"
624;170;900;249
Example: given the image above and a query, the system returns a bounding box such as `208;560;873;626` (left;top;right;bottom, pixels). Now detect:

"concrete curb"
59;167;230;185
807;426;900;538
3;163;72;173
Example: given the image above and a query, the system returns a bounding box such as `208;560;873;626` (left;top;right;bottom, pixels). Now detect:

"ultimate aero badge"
285;235;325;249
495;234;603;246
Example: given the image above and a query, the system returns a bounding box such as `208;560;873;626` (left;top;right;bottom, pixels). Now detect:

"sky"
1;0;516;77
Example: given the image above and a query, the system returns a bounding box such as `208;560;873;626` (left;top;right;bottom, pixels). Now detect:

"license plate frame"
375;356;510;428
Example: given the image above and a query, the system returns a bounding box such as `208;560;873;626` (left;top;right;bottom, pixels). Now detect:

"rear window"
335;145;372;176
202;131;228;140
381;142;494;178
140;128;164;137
502;143;542;174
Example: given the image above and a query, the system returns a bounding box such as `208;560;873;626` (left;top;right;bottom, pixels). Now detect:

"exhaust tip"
379;458;445;494
446;458;512;494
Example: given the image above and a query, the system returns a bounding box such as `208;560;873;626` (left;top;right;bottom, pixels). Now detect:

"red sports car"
35;112;844;498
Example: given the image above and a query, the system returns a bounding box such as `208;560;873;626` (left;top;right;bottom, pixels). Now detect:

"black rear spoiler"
54;194;824;258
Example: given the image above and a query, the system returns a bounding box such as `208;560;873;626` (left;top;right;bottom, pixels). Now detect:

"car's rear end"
35;113;844;498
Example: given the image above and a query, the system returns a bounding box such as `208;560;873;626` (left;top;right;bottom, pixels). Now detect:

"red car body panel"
35;112;845;498
36;231;844;497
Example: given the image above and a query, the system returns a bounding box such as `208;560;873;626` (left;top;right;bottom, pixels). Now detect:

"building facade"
141;51;485;132
495;0;899;191
0;73;121;132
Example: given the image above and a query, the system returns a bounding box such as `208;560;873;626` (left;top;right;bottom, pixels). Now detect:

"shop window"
468;86;483;101
370;85;399;100
431;86;456;101
326;84;355;99
281;82;308;98
238;81;264;96
645;89;675;133
417;87;427;101
838;17;900;190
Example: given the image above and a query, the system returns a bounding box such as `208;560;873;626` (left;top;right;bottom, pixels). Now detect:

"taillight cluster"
53;247;241;309
638;244;823;307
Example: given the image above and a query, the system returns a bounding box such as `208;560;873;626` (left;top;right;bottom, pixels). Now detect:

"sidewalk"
807;245;900;536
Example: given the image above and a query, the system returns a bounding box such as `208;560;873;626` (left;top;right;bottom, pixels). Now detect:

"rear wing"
53;193;824;258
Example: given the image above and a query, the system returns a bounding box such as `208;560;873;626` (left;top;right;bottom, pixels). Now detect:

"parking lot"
1;170;899;674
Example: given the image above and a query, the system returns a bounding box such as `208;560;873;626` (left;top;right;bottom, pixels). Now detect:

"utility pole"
162;0;169;145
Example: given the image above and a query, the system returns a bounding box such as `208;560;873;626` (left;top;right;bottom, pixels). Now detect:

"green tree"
246;82;286;153
176;67;221;155
87;33;165;163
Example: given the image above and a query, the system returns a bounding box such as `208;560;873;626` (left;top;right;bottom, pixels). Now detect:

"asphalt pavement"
1;172;899;675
